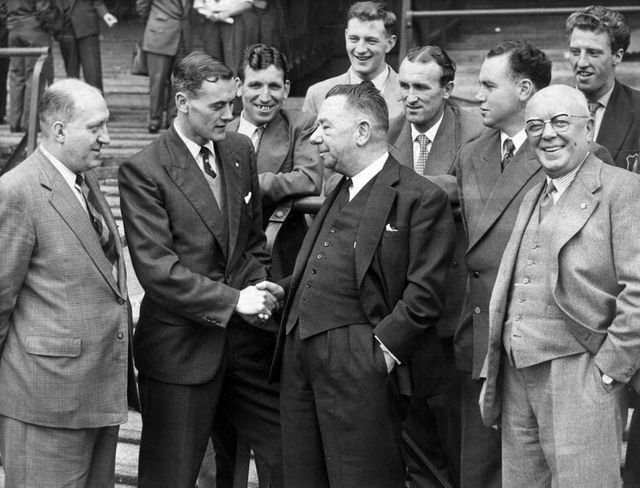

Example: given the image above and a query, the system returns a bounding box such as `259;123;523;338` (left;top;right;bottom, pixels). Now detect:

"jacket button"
118;298;125;304
474;307;481;314
472;271;480;278
117;332;124;340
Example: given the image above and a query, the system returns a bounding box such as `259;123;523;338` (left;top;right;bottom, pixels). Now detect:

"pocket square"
244;192;252;204
385;223;398;232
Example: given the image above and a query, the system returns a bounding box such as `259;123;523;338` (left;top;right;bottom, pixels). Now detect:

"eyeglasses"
525;114;589;137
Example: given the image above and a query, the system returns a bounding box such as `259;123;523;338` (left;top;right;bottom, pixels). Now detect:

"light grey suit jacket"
480;153;640;426
302;66;403;120
0;149;132;428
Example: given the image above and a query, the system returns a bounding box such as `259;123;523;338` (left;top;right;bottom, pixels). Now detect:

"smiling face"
476;53;524;134
345;18;396;81
569;28;622;101
399;59;451;133
526;86;592;178
236;65;290;126
177;78;236;145
310;95;358;175
58;89;110;173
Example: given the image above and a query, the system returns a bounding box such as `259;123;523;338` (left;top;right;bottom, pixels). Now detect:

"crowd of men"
0;2;640;488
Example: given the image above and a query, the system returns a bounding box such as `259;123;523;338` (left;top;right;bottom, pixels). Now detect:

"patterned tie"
200;146;216;179
415;134;430;175
587;100;601;119
201;146;224;211
539;181;556;222
75;174;118;278
251;126;265;152
501;138;515;172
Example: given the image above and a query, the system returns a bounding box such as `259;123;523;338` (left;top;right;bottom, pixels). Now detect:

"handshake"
234;281;285;327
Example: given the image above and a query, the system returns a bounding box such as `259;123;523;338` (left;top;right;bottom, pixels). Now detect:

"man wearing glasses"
480;84;640;487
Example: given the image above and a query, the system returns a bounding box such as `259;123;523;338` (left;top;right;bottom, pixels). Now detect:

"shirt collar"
500;129;527;155
410;111;445;143
237;112;261;139
349;151;388;198
174;122;214;163
545;152;589;199
593;83;615;109
349;65;390;92
40;145;78;190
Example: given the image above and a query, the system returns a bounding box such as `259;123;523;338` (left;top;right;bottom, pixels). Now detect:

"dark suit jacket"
388;102;482;339
480;153;640;426
0;149;138;427
118;126;270;385
227;109;322;278
137;0;192;56
274;156;456;397
56;0;108;38
596;80;640;170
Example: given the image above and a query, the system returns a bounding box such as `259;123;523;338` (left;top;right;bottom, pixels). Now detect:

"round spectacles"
525;114;589;137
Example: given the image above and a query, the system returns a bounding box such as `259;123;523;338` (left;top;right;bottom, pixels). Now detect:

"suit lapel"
468;142;540;250
597;81;631;163
165;129;228;258
355;159;397;286
257;113;289;173
426;104;457;176
38;154;122;297
390;119;414;169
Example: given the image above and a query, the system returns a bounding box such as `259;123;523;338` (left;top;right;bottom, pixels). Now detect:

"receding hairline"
527;85;589;118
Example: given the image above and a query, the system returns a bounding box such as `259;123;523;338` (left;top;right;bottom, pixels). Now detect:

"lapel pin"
580;203;587;209
235;161;240;169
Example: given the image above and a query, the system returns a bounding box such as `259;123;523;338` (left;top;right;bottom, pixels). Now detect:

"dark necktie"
200;146;216;179
539;181;556;222
75;174;118;277
415;134;430;175
501;138;515;172
337;177;352;210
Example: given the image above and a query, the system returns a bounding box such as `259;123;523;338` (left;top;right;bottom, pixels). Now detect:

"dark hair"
405;45;456;86
237;43;289;83
566;5;630;54
346;1;396;37
487;40;552;90
325;82;389;133
172;51;234;98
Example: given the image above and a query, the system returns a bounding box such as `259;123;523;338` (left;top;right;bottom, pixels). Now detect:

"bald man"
480;85;640;488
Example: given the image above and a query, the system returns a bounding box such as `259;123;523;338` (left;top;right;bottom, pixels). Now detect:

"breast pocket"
25;336;82;357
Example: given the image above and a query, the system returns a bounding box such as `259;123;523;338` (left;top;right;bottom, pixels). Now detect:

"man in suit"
388;44;482;488
566;5;640;170
275;82;455;487
137;0;192;133
302;1;402;121
0;78;137;487
118;52;285;488
55;0;118;92
480;84;640;487
231;43;322;278
455;40;552;488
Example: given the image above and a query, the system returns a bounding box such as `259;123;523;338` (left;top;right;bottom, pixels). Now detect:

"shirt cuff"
375;336;401;365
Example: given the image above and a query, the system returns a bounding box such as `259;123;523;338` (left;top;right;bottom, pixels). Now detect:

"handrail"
399;3;640;60
0;47;50;159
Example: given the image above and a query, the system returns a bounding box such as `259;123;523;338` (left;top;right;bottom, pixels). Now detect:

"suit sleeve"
0;183;34;348
373;185;456;362
594;177;640;382
117;157;241;328
258;116;322;206
90;0;110;19
245;144;272;274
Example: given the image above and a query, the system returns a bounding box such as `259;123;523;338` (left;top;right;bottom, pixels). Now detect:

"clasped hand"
235;281;285;325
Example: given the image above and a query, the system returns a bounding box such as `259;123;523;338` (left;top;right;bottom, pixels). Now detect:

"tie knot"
200;146;210;159
75;173;84;188
503;138;515;158
416;133;430;145
545;180;556;196
587;100;601;116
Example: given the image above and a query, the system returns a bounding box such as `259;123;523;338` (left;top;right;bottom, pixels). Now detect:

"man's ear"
586;117;595;141
355;119;372;146
52;121;65;142
175;91;189;114
517;78;534;102
235;77;243;97
612;47;624;66
283;80;290;100
442;81;454;99
385;34;397;53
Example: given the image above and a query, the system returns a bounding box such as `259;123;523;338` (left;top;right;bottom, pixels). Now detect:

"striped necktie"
539;181;556;222
501;138;515;172
75;174;118;278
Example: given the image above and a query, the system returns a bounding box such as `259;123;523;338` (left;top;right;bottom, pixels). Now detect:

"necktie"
501;138;515;172
337;176;352;210
539;181;556;222
200;146;216;179
251;126;264;152
587;100;601;119
415;134;430;175
75;174;118;278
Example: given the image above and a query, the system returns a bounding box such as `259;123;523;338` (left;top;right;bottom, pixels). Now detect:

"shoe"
148;123;160;134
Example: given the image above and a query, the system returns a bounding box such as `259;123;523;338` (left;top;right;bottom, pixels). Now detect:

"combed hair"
325;82;389;133
38;85;76;129
347;1;396;37
237;43;289;82
405;45;456;86
172;51;233;98
487;40;552;91
566;5;630;54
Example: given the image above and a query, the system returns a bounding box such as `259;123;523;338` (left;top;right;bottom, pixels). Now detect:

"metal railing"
399;2;640;60
0;47;50;177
